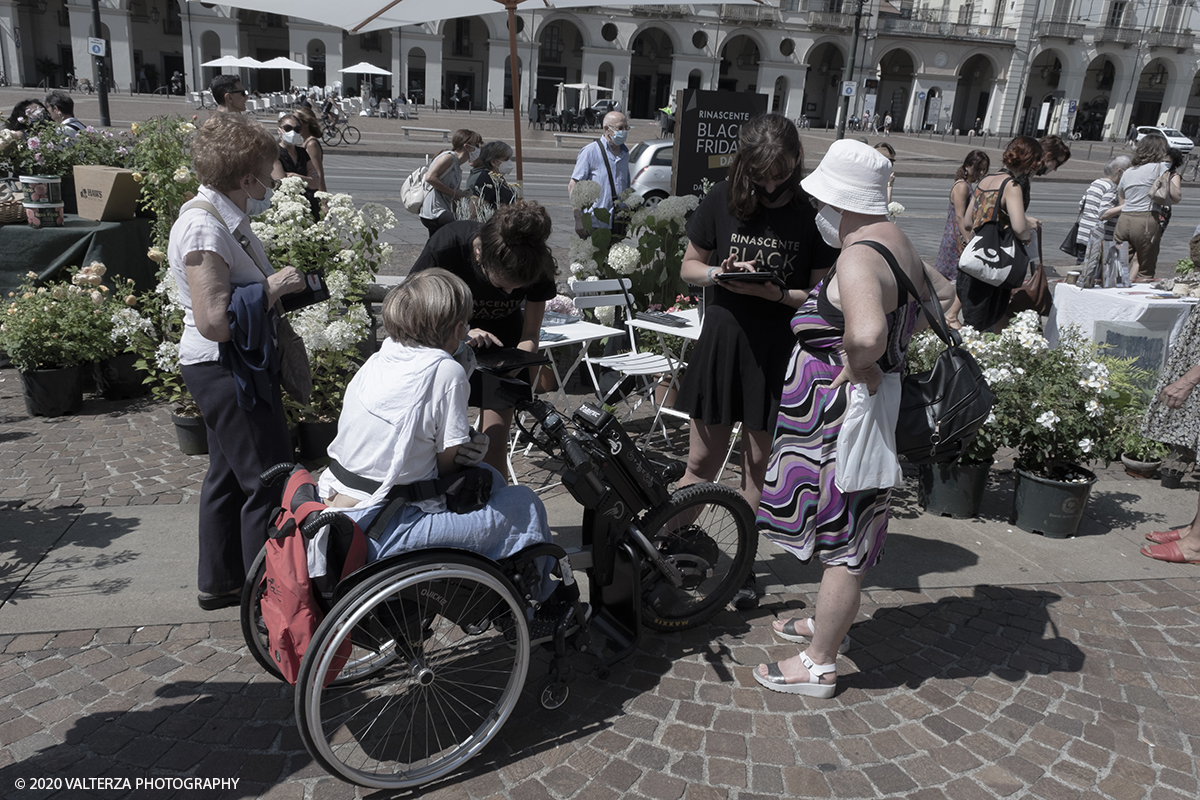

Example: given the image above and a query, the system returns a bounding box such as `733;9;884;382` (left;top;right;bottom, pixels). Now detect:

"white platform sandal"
753;650;837;698
773;617;851;654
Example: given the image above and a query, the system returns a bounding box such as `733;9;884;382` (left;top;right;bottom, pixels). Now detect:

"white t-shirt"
167;185;274;365
317;339;472;511
1118;162;1168;213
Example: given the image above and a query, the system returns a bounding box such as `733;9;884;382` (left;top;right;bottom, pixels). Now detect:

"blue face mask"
610;128;628;146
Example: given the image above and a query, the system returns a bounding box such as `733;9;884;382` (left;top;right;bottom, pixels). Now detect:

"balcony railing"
1094;26;1140;46
877;18;1016;43
809;11;855;30
1034;21;1085;41
1147;30;1196;50
630;5;692;16
720;4;779;22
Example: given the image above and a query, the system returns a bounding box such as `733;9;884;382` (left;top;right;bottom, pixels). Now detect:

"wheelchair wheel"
639;483;757;632
341;125;361;145
295;551;530;789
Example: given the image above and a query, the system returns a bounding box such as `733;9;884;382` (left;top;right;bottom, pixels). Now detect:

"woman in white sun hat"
754;139;956;698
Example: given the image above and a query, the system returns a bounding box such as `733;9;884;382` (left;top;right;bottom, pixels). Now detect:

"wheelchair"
240;381;757;790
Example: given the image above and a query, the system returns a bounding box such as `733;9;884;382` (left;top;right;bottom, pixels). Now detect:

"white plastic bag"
834;372;903;493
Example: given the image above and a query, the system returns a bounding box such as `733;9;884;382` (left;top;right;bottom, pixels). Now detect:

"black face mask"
754;182;792;203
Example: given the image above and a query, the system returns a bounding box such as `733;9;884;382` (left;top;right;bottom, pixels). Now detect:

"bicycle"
322;117;361;146
240;375;757;789
1183;154;1200;183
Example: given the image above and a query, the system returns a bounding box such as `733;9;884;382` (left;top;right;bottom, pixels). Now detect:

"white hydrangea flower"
1078;438;1093;453
1037;410;1060;430
569;180;603;210
595;305;615;326
110;307;156;346
652;194;700;224
607;243;641;275
155;340;179;372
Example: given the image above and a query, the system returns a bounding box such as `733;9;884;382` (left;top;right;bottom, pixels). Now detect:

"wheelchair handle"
260;462;297;487
300;508;355;540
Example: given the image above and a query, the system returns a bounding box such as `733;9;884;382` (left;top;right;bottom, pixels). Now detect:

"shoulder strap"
183;198;274;282
598;139;619;202
849;240;960;348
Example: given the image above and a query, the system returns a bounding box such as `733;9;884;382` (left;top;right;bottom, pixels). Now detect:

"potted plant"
906;325;1001;519
1119;428;1170;478
988;312;1140;538
0;265;116;416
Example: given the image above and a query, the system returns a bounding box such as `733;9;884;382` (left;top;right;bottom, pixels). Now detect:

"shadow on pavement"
0;508;142;608
843;584;1085;693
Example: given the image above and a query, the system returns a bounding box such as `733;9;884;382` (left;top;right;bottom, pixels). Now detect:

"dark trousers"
182;361;292;594
421;210;455;237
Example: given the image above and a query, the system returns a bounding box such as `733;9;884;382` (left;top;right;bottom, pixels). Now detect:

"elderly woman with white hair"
753;140;956;697
1076;155;1132;287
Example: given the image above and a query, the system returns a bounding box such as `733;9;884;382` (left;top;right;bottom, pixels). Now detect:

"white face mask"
496;160;515;175
281;129;303;146
468;146;482;162
246;176;274;216
451;339;476;380
815;204;843;249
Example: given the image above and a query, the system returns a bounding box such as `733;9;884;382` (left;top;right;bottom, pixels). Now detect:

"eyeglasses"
230;89;248;97
280;124;298;132
255;175;281;191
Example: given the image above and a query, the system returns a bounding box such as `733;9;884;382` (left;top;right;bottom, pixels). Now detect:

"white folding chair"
569;278;684;444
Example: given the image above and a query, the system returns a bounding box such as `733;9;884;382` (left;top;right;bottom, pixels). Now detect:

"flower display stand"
171;413;208;456
1010;465;1097;539
20;366;83;417
917;461;991;519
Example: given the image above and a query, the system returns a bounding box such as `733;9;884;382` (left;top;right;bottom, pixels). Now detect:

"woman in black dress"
272;112;319;219
676;113;840;607
409;201;556;477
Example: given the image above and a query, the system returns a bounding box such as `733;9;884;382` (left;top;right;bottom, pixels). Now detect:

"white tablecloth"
1045;284;1196;372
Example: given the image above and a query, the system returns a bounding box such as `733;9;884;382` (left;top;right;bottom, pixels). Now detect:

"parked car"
592;99;619;114
1135;125;1194;154
629;138;673;208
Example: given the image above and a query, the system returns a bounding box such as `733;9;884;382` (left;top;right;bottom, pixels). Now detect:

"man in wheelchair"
315;269;559;603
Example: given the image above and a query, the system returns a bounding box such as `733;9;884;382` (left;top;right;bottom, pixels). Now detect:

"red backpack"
260;466;367;684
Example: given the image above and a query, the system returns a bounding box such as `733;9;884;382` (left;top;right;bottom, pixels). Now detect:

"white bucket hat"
801;139;892;216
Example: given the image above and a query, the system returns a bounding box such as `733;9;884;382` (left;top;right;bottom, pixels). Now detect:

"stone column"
0;0;22;88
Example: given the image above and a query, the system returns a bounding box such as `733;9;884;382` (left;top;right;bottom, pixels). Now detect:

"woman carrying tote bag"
956;136;1041;331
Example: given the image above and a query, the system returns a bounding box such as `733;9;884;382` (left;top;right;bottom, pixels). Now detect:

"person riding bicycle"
316;268;557;600
321;92;345;129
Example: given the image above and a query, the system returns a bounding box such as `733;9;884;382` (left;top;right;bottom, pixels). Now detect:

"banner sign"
673;88;768;197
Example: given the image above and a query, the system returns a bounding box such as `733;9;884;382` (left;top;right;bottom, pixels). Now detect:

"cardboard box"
73;165;141;221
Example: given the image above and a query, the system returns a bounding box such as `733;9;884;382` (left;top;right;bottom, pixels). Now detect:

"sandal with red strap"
1145;526;1189;544
753;650;837;698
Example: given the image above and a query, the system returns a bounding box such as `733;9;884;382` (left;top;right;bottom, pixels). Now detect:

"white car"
628;138;674;208
1135;126;1194;154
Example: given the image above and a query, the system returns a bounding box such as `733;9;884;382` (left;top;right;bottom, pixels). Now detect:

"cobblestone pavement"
1;579;1198;800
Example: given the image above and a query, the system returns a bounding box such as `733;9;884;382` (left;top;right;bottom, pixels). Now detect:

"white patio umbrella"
200;55;247;69
338;62;393;76
261;56;312;91
200;1;767;180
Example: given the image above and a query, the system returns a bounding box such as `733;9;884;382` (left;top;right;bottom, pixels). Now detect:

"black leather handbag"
859;241;996;465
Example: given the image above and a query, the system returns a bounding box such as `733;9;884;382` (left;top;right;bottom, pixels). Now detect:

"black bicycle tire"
638;482;757;631
341;126;361;145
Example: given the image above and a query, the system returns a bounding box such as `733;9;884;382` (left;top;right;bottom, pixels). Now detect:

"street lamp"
150;5;160;24
836;0;869;140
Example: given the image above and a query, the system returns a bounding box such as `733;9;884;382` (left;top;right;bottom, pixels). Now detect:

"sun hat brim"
800;140;892;216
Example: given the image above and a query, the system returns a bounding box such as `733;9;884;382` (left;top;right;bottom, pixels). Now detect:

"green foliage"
0;265;119;372
0;118;133;180
127;116;200;251
1175;258;1195;278
907;312;1144;475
